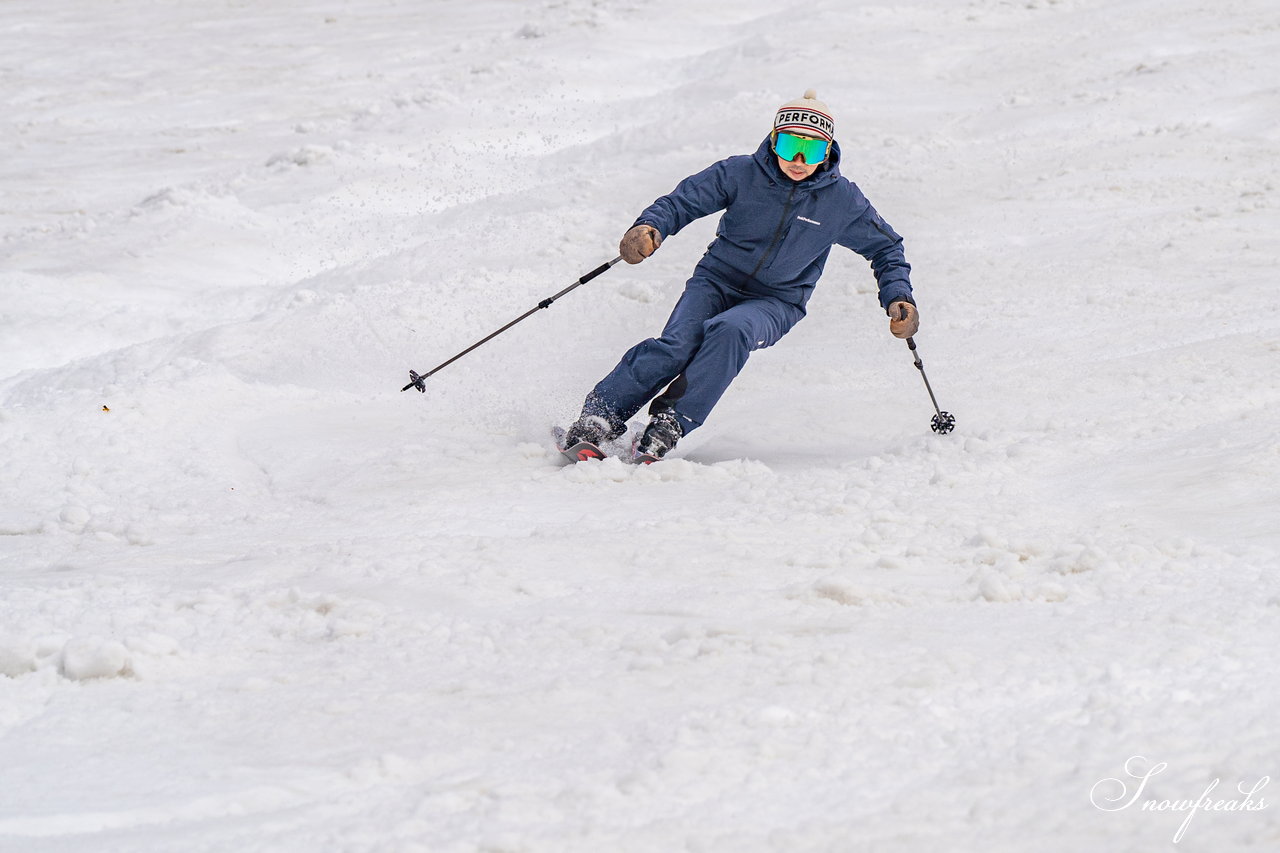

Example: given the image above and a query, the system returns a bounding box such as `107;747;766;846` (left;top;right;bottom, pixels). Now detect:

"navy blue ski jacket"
633;137;913;312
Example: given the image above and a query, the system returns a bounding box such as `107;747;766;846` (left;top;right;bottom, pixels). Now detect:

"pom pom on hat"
774;89;834;142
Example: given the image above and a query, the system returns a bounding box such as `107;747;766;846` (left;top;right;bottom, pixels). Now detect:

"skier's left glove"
889;301;919;338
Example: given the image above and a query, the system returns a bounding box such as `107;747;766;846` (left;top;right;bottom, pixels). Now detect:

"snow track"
2;0;1278;850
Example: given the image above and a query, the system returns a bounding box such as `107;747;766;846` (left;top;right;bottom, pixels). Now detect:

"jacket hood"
752;135;843;187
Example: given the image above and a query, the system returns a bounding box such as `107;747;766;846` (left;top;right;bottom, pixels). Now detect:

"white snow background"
2;0;1278;851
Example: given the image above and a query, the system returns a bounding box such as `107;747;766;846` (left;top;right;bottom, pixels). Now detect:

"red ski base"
552;426;607;464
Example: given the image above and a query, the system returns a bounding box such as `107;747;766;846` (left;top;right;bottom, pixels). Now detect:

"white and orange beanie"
773;89;835;141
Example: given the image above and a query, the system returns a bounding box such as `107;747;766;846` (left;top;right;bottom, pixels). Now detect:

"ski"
552;426;607;463
552;427;668;465
631;442;662;465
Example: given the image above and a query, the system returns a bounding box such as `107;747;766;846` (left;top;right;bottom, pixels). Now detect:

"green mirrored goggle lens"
773;132;829;163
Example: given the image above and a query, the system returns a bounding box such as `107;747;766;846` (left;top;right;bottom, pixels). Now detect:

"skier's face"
778;153;820;181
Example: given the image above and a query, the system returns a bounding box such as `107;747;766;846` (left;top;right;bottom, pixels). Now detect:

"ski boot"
633;410;683;463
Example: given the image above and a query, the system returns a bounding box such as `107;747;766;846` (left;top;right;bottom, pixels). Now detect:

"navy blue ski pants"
588;271;805;433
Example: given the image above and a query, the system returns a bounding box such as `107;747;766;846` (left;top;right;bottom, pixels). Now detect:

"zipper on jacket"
749;182;797;279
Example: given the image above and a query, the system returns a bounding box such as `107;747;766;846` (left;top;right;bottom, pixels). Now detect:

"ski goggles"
773;131;830;164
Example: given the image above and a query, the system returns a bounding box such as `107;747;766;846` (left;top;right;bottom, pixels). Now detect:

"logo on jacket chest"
796;215;822;226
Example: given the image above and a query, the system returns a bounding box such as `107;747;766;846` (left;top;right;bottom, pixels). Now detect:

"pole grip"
579;257;620;285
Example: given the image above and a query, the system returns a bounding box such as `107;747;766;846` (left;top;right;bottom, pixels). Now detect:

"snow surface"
2;0;1278;850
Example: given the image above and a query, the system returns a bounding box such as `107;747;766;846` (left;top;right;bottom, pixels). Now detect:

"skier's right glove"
620;224;662;264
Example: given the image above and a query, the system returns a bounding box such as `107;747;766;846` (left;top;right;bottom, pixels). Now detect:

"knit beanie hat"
773;89;835;141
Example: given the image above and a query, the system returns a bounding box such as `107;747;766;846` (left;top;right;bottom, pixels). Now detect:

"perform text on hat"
774;109;834;138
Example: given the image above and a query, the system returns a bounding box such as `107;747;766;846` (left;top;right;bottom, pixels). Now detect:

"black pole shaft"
402;256;623;392
906;336;943;417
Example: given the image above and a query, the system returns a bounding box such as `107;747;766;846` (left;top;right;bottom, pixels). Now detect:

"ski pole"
905;334;956;435
401;256;624;393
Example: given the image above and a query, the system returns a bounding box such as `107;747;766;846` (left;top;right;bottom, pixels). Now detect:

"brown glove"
620;224;662;264
889;301;919;339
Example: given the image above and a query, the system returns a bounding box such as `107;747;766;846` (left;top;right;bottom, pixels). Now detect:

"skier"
562;90;919;461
